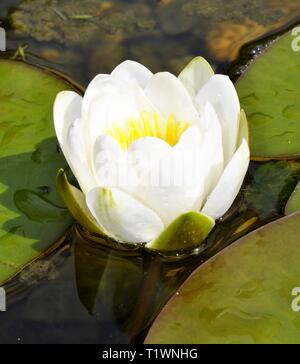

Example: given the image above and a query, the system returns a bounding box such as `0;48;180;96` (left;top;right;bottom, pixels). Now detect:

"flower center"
106;112;190;149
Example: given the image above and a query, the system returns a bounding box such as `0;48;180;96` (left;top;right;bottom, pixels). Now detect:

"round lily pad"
146;212;300;344
236;33;300;160
0;60;80;284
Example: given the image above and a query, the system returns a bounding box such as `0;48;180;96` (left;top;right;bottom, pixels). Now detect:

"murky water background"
0;0;300;344
1;0;300;85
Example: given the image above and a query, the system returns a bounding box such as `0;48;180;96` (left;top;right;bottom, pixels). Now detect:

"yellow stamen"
142;112;154;137
154;112;161;138
166;114;176;146
115;123;128;146
106;112;190;149
129;117;143;143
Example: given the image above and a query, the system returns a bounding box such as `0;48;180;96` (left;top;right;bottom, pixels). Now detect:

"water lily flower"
54;57;250;250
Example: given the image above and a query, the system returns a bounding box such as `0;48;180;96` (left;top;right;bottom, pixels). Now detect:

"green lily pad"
285;181;300;215
236;33;300;160
146;212;300;344
146;212;215;252
0;60;80;284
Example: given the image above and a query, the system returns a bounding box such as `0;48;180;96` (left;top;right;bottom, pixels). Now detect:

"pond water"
0;0;300;344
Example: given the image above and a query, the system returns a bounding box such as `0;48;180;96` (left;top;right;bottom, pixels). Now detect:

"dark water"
1;0;300;85
0;0;300;344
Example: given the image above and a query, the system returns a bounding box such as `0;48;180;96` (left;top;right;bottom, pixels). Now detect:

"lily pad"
146;212;300;344
0;60;80;284
285;181;300;215
236;33;300;160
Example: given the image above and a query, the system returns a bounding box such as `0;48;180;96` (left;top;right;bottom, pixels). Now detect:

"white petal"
92;134;124;188
53;91;82;145
93;135;172;196
86;187;164;243
129;135;172;154
125;137;172;194
85;78;156;149
201;139;250;219
172;125;202;151
111;60;153;89
62;119;96;194
126;127;204;225
178;56;214;98
81;74;110;122
200;103;224;199
144;72;205;131
238;109;249;145
195;74;240;164
82;62;152;123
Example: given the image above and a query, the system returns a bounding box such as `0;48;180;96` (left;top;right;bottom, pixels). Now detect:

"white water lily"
54;57;250;246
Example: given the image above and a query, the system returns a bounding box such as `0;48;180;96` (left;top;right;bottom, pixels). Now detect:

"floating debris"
68;14;96;20
10;44;28;60
52;7;67;21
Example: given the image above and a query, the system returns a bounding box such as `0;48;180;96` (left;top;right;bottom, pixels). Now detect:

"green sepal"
56;169;104;235
146;211;215;252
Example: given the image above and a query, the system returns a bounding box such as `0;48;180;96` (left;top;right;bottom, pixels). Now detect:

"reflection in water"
1;156;300;343
0;227;195;343
73;226;196;342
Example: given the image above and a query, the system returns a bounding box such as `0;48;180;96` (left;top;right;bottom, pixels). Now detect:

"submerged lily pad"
236;33;300;160
146;212;300;344
243;161;300;219
0;60;80;284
